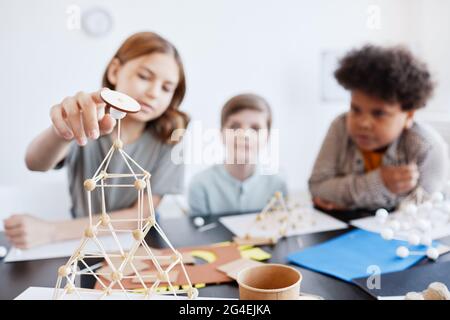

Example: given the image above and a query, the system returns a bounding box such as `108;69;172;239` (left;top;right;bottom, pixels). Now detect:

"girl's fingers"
50;105;73;140
90;88;108;104
3;216;22;229
62;97;86;146
8;238;28;249
4;226;25;237
98;113;116;135
77;92;99;139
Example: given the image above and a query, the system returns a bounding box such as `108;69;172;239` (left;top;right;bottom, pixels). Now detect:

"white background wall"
0;0;449;219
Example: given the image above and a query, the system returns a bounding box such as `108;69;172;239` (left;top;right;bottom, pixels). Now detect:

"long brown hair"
102;32;189;144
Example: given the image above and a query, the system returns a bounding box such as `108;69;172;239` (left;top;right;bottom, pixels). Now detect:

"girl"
188;93;287;216
3;32;189;249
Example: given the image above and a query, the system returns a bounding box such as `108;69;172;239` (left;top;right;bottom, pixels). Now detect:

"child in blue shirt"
188;94;287;215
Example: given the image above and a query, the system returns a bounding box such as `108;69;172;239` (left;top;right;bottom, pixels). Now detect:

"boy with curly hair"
309;45;448;212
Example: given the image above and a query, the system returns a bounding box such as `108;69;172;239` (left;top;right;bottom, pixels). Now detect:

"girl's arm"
3;194;161;249
54;194;161;241
25;89;116;172
25;126;71;171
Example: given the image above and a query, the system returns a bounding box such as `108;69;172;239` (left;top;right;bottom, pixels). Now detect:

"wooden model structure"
236;192;316;245
53;89;197;300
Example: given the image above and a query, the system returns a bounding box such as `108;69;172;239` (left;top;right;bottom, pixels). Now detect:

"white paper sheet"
4;233;135;263
219;209;348;238
350;215;450;240
377;295;404;300
15;287;234;300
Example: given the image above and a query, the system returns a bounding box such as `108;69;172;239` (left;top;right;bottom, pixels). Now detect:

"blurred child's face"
347;90;414;151
107;53;179;123
222;109;269;164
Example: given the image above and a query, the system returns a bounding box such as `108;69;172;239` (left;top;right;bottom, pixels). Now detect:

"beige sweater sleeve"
308;115;397;210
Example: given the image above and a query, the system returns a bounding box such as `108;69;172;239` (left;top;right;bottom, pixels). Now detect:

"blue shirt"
188;165;288;216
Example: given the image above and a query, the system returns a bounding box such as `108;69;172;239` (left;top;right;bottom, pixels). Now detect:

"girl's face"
222;109;269;164
107;53;180;123
346;90;414;151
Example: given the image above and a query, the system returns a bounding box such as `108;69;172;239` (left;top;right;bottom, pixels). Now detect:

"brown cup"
237;264;302;300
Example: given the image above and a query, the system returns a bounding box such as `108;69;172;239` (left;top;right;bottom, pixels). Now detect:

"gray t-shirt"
59;131;184;218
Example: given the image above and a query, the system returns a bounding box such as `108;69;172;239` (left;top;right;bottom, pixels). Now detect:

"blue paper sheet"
287;229;430;282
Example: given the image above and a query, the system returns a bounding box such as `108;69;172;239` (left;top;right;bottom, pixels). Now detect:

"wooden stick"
107;223;125;256
92;146;114;178
101;180;106;215
79;259;108;289
145;177;156;218
101;184;136;188
87;191;93;226
104;173;146;178
118;149;138;180
121;149;147;173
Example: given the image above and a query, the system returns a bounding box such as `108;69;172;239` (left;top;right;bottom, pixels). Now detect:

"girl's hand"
3;214;57;249
50;89;116;146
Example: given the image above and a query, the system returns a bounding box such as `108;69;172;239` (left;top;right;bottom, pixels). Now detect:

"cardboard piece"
96;257;149;281
217;258;264;280
132;246;195;266
240;247;272;261
131;270;179;284
94;243;241;290
233;236;277;246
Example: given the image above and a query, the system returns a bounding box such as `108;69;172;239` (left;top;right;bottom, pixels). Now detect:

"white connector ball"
417;219;432;231
375;208;389;223
426;247;439;261
419;201;433;211
0;246;7;258
388;220;401;231
431;192;444;203
407;233;421;246
404;203;418;216
420;235;433;247
396;246;410;258
381;228;394;240
193;217;205;227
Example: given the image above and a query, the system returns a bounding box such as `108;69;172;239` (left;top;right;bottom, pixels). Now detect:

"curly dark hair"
334;45;434;111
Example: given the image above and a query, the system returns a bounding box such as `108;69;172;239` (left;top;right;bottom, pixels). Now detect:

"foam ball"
426;247;439;261
193;217;205;227
381;228;394;240
396;246;410;258
404;204;418;216
0;246;7;258
420;235;433;247
376;208;389;223
400;222;411;231
389;220;401;231
431;192;444;203
408;233;421;246
417;219;432;231
420;201;433;211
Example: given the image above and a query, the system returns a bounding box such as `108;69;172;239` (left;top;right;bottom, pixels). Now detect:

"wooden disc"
100;89;141;113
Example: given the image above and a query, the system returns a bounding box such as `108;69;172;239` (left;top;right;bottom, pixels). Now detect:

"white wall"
1;0;448;218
